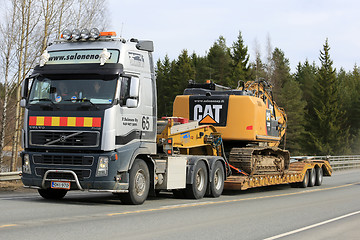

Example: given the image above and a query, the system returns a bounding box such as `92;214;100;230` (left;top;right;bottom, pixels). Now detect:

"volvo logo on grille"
59;135;67;142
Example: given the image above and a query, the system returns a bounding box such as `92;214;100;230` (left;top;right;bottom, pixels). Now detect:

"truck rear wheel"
299;170;309;188
209;161;224;198
308;168;316;187
38;189;67;200
315;167;323;186
120;159;150;205
186;161;208;199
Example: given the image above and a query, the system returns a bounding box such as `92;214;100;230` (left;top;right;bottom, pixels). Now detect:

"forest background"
1;0;359;172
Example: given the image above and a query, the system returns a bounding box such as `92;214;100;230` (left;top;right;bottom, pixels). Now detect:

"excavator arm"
240;80;287;147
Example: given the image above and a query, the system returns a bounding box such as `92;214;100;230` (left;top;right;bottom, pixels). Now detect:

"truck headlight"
22;154;31;174
96;156;109;177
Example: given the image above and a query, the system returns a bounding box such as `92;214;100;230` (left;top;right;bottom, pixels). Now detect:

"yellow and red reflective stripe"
29;116;101;127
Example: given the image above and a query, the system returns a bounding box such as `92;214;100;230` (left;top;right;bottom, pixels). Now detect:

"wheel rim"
196;168;205;191
134;169;146;196
214;168;223;190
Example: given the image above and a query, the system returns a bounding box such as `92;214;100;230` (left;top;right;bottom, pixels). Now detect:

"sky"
107;0;360;73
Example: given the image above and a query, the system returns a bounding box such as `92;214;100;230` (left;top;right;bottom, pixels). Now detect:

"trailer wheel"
308;168;316;187
186;161;208;199
209;161;224;198
119;159;150;205
299;170;309;188
315;167;323;186
38;189;67;200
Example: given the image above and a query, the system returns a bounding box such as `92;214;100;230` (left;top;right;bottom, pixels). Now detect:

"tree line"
0;0;109;172
156;32;360;156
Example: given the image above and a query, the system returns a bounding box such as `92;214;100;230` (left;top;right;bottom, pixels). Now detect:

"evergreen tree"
230;31;250;85
191;52;211;82
339;65;360;153
156;55;173;117
271;48;291;103
207;36;232;87
270;48;306;154
249;52;266;81
279;79;306;154
294;60;317;113
307;39;350;155
169;49;195;114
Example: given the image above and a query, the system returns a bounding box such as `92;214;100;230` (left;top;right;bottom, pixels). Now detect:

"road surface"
0;169;359;240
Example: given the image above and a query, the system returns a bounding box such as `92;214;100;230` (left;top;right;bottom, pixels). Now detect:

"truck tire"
209;161;224;198
315;167;323;186
308;168;316;187
119;159;150;205
186;161;208;199
38;189;67;200
299;170;309;188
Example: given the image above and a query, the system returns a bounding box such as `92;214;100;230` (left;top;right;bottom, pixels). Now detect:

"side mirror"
126;98;138;108
129;77;139;98
20;78;30;108
20;98;27;108
21;78;29;99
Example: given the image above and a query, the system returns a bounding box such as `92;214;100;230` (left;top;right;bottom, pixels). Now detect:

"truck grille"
33;154;94;166
30;130;100;147
35;168;91;180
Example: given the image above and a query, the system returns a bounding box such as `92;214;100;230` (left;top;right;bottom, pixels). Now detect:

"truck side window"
120;77;130;106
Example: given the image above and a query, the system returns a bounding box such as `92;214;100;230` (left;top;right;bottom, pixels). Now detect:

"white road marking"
264;210;360;240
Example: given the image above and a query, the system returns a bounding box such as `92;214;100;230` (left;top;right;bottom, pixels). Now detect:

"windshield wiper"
29;98;59;109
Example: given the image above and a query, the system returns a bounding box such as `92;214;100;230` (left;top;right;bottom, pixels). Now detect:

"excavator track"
229;147;290;175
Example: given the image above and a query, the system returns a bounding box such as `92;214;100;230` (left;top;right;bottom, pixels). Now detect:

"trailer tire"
186;161;208;199
315;167;323;186
308;168;316;187
38;189;67;200
119;159;150;205
209;161;224;198
299;170;309;188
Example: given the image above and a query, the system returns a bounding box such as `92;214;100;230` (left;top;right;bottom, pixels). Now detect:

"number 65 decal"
142;116;150;130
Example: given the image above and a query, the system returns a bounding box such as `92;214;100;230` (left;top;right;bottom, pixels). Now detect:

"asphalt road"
0;169;359;240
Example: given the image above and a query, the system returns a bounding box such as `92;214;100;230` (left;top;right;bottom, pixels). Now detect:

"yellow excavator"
173;79;289;175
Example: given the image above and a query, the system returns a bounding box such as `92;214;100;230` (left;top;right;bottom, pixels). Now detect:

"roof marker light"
62;29;72;40
72;29;81;40
80;29;90;39
90;28;100;39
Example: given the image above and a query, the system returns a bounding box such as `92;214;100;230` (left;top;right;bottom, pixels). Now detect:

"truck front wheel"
38;189;67;200
186;161;208;199
120;159;150;205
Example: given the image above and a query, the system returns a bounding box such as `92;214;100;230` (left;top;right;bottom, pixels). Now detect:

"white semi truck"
20;28;332;205
20;28;227;204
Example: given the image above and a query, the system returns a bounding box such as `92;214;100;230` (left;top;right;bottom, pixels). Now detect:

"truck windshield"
28;77;117;105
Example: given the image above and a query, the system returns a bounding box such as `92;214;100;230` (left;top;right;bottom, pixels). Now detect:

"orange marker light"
167;149;172;155
100;31;116;37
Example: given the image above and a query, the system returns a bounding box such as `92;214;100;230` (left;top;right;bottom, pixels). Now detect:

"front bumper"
21;151;129;192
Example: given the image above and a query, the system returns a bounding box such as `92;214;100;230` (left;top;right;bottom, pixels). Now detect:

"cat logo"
189;96;229;126
194;104;222;124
